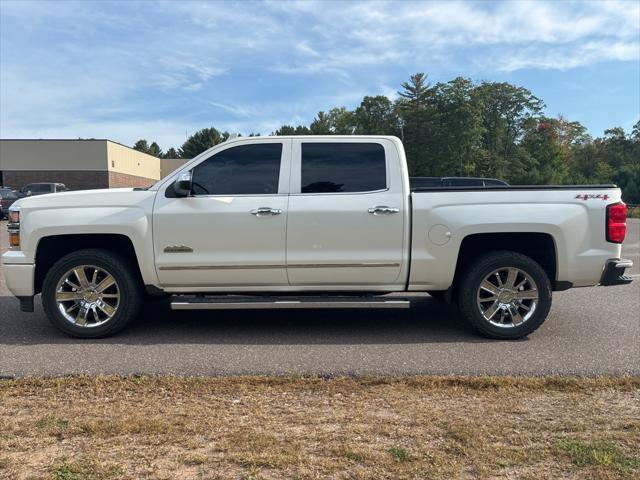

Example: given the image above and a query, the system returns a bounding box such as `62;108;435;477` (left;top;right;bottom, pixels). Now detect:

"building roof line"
2;138;112;142
0;138;158;158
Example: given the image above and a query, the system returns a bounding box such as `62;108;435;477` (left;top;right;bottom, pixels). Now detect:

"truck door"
286;139;408;288
152;139;291;289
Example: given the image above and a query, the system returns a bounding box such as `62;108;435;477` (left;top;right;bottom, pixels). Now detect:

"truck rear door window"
301;143;386;193
191;143;282;195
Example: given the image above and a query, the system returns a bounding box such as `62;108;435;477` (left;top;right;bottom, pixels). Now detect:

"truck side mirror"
174;171;192;197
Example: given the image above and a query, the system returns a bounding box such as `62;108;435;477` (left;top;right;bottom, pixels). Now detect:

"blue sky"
1;0;639;150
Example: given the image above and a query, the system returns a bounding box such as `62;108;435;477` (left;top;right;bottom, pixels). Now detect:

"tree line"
133;73;640;203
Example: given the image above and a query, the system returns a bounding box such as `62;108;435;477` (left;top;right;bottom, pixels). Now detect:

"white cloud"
494;40;640;72
1;0;638;146
266;0;640;73
208;102;253;118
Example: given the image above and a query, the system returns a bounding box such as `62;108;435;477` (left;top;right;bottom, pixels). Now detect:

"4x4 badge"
575;194;610;201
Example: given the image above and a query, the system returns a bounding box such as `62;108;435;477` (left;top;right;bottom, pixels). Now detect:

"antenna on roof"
227;133;241;141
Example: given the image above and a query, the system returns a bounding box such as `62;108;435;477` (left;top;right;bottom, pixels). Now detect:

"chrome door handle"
250;207;283;216
368;206;399;215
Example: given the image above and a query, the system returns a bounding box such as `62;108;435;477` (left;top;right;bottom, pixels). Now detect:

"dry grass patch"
50;458;124;480
559;439;640;470
0;375;638;479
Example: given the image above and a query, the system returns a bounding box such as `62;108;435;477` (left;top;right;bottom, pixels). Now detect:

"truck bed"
407;184;623;292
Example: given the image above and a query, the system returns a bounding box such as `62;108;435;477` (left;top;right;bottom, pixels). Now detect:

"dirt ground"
0;376;638;479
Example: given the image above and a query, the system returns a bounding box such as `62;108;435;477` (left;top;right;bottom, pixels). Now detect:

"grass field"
1;376;638;480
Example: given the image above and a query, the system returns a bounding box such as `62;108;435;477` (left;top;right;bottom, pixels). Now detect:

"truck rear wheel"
42;249;142;338
456;251;552;339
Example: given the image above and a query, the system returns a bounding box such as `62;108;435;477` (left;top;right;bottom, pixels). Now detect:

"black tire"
42;248;142;338
456;250;552;340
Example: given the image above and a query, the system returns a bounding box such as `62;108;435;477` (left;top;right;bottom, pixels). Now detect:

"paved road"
1;220;638;377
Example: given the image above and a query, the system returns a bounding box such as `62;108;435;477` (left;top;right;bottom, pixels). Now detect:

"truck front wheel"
456;251;552;340
42;249;142;338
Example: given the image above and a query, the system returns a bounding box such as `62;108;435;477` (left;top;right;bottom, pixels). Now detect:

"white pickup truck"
2;136;633;339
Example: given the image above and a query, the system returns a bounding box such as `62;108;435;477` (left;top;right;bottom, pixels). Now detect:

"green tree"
596;126;640;203
567;142;606;183
396;72;432;175
148;142;162;157
273;125;295;135
354;95;400;135
133;139;150;154
326;107;356;134
555;115;590;146
474;82;544;179
309;108;356;134
632;120;640;141
520;119;568;184
428;77;483;176
162;147;179;159
273;124;313;135
622;177;639;204
309;111;333;134
179;127;229;158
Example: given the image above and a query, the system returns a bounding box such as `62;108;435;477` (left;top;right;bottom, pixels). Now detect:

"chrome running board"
170;296;410;310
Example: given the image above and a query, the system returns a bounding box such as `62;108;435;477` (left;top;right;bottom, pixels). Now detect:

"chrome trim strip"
288;262;400;269
158;262;401;271
159;264;285;271
171;300;410;310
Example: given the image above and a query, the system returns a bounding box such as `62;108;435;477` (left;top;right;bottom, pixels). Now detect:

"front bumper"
600;259;633;286
2;262;35;296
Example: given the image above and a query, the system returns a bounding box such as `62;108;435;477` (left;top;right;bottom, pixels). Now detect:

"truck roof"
224;135;402;142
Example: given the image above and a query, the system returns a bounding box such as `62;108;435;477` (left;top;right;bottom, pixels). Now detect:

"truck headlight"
8;207;20;249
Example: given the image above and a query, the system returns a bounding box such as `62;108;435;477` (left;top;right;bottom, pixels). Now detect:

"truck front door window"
192;143;282;195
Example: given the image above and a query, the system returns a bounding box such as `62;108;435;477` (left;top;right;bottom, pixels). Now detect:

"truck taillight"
606;202;627;244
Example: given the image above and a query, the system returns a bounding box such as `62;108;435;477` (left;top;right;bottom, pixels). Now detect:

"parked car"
2;136;632;339
20;182;68;196
0;188;25;219
410;177;508;188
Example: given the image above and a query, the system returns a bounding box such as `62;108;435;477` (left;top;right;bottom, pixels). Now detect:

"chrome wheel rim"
55;265;120;328
476;267;538;328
